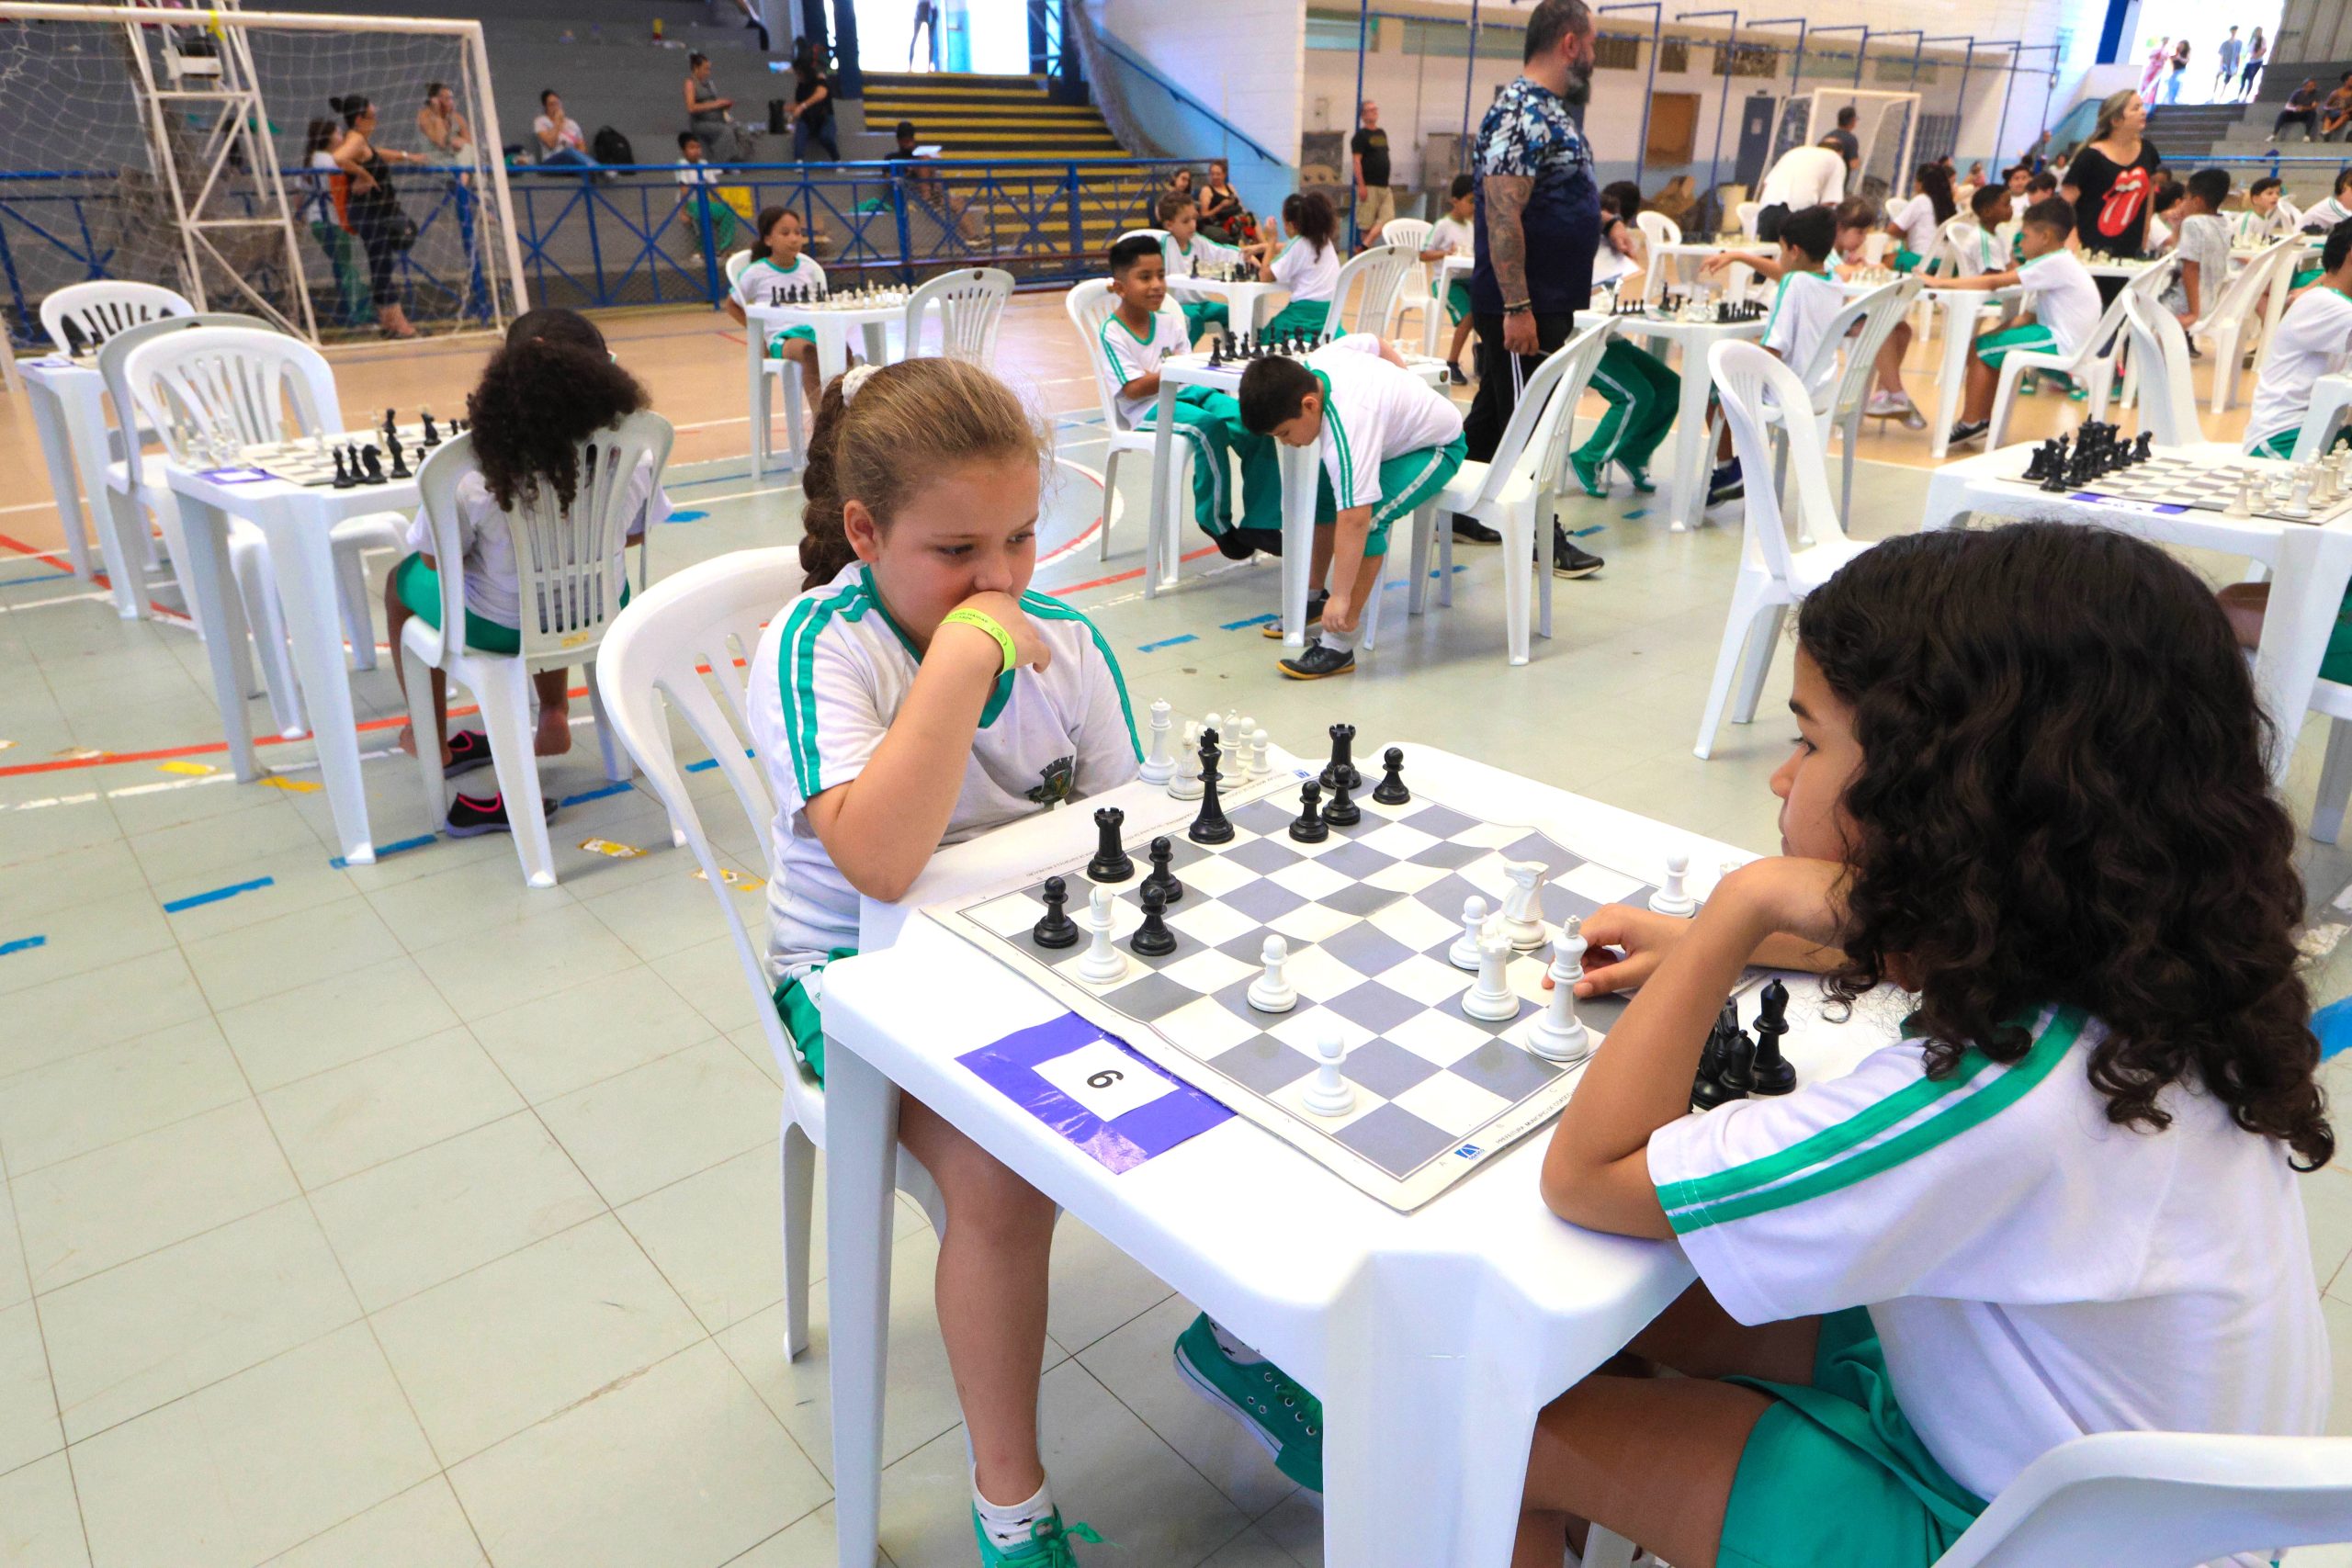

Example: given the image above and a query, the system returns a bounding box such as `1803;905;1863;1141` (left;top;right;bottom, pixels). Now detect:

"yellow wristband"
941;607;1016;675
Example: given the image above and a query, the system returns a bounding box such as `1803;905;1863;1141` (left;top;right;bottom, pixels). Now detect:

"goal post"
1768;87;1922;207
0;3;526;348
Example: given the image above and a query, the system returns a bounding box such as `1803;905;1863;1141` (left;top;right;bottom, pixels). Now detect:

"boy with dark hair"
1939;197;2103;446
2242;218;2352;457
1235;335;1466;678
1094;234;1247;552
1155;191;1240;341
2237;175;2299;244
2164;168;2233;328
1959;183;2013;275
2146;178;2187;254
1697;204;1845;500
2301;167;2352;232
1419;173;1478;381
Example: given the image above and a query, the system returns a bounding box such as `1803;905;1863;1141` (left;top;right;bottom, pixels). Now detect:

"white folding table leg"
255;509;377;865
746;327;769;484
1668;359;1713;533
1143;386;1180;599
825;1038;903;1568
172;494;262;783
1280;446;1318;648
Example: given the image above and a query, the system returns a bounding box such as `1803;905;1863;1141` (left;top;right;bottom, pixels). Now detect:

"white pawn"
1463;932;1520;1021
1248;935;1297;1012
1235;716;1257;773
1169;722;1204;800
1139;699;1175;785
1250;728;1271;780
1301;1023;1354;1117
1650;851;1699;917
1527;920;1593;1065
1075;885;1126;985
1449;895;1488;970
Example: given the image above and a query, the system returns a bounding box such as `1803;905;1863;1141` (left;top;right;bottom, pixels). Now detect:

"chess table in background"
237;424;441;487
930;766;1667;1210
2004;448;2352;526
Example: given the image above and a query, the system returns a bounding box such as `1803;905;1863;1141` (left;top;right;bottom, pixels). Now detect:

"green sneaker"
1568;449;1611;498
1616;460;1657;493
971;1506;1102;1566
1173;1313;1324;1492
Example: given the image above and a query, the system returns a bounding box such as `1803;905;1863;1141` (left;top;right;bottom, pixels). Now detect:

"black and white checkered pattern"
2013;457;2352;525
950;778;1658;1206
242;426;437;487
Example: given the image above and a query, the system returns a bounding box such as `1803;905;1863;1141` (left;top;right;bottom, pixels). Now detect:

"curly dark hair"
465;308;647;514
1797;525;2332;1170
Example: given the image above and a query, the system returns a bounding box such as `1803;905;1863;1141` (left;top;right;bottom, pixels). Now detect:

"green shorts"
1262;299;1332;340
1312;434;1468;558
2294;266;2324;292
1894;247;1925;275
1717;1307;1988;1568
1179;297;1230;337
1445;279;1472;324
394;551;520;656
766;324;817;355
1972;321;2056;370
770;946;857;1083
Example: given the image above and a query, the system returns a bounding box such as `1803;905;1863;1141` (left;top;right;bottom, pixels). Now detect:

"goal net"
0;4;524;349
1767;88;1922;208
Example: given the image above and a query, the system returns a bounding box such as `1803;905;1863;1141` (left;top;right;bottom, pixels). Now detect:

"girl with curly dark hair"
1510;523;2330;1568
386;308;672;835
1253;189;1340;340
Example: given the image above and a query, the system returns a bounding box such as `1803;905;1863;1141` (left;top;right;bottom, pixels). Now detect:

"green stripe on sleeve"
778;580;869;800
1311;368;1358;508
1020;592;1142;761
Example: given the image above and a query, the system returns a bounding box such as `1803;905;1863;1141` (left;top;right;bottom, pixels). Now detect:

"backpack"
591;125;634;166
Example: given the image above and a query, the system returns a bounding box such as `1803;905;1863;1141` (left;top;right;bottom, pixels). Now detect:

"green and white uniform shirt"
2017;248;2103;359
1094;306;1194;427
1649;1005;2328;1510
1269;234;1340;305
1761;269;1848;397
1304;333;1465;514
1945;221;2006;277
749;563;1141;984
2247;282;2352;451
2237;203;2301;245
736;253;828;308
1163;231;1242;278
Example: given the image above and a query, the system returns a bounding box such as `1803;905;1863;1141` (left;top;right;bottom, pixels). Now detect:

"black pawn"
1140;836;1182;905
1319;722;1360;791
1371;746;1409;806
1288;780;1328;843
1189;732;1233;845
421;411;439;447
1032;875;1080;949
1716;1011;1758;1096
1130;884;1178;956
331;446;353;489
1088;807;1134;882
1320;771;1360;828
1690;1012;1735;1110
1748;978;1796;1095
388;435;409;479
382;408;397;446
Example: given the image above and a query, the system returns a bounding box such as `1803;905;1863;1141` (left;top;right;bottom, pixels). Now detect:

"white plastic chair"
1767;277;1920;526
1392;321;1613;665
1113;226;1167;251
1984;259;2169;448
398;412;672;887
40;279;192;357
734;248;810;479
1736;200;1761;241
1326;243;1416;338
594;547;947;1361
1065;278;1202;593
1634;209;1683;251
900;265;1012;367
2120;293;2213;449
1695;342;1877;758
1377;216;1434;341
2196;235;2301;412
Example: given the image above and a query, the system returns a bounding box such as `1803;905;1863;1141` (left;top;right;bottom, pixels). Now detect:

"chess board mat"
928;771;1667;1211
2004;456;2352;525
240;425;440;487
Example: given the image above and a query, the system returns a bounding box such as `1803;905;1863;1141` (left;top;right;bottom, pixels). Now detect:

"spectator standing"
1755;139;1850;241
2140;37;2170;106
329;95;421;339
533;89;594;168
416;82;470;166
2164;40;2190;106
786;38;838;162
2216;28;2244;98
673;130;738;258
302;117;372;327
2063;90;2163;302
1350;101;1394;245
2241;28;2268;102
1823;106;1860;171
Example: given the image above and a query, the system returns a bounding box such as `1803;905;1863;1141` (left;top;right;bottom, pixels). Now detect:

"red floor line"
1048;544;1218;598
0;531;82;576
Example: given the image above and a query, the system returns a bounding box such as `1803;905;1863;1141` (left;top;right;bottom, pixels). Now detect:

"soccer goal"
0;3;526;348
1768;87;1922;207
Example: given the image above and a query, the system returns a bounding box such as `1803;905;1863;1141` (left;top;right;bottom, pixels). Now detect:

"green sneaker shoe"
1616;459;1657;493
971;1506;1102;1567
1567;449;1611;498
1173;1314;1324;1491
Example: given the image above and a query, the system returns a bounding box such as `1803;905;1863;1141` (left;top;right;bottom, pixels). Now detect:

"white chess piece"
1499;861;1549;951
1527;920;1593;1065
1649;851;1699;917
2225;473;2254;520
1247;934;1297;1013
1236;716;1257;769
1139;699;1175;785
1169;722;1204;800
1250;728;1271;780
1450;895;1489;970
1302;1024;1355;1117
1463;932;1520;1021
1075;886;1126;985
2284;474;2315;520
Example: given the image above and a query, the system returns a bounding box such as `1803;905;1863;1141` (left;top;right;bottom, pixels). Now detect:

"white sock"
1207;1318;1266;1365
1319;625;1355;655
973;1472;1054;1549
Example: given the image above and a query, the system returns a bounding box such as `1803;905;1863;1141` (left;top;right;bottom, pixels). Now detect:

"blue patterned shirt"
1469;76;1600;316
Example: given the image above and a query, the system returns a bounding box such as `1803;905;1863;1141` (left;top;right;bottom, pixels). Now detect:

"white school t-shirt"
1304;333;1464;513
1761;269;1846;394
1758;144;1846;211
2247;283;2352;448
1945;221;2005;277
2163;213;2233;319
1092;307;1194;427
747;565;1141;982
403;460;669;630
1163;231;1242;279
1427;214;1474;257
1892;194;1940;260
1271;235;1340;304
2018;249;2103;359
735;253;828;307
2302;196;2352;232
1649;1004;2328;1512
2236;203;2298;245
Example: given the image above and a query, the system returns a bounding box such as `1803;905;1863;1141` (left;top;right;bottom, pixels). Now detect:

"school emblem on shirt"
1027;755;1077;807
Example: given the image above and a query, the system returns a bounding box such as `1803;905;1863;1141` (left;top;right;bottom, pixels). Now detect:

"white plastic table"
741;299;897;482
1418;254;1473;356
1168;273;1285;339
161;456;416;865
1643;241;1760;306
18;354;150;615
1922;440;2352;784
817;743;1888;1568
1570;308;1768;532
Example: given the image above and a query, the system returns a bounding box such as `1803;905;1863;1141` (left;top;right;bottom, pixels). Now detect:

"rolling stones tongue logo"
2098;166;2152;239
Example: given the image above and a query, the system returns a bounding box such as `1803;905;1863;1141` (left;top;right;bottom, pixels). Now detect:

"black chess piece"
359;445;385;485
421;411;439;447
2024;441;2053;481
1140;836;1183;905
1032;875;1080;949
382;408;397;446
1320;770;1360;828
1189;731;1233;844
1716;1010;1758;1095
389;440;411;480
1087;807;1134;882
1208;337;1225;368
2133;430;2154;464
1130;884;1179;956
331;446;354;489
2040;459;2070;493
1690;1007;1736;1110
1748;977;1797;1094
1371;745;1410;805
1288;780;1328;843
1319;723;1360;791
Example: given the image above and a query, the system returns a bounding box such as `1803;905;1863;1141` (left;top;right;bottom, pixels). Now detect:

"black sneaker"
1216;525;1284;561
1947;419;1989;449
443;729;495;778
1262;590;1326;637
1279;640;1355;679
1552;525;1605;579
1453;515;1501;545
1447;363;1470;386
444;791;556;838
1706;462;1745;506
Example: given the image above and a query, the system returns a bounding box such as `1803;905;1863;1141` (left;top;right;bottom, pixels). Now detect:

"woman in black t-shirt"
786;39;837;162
2062;90;2161;299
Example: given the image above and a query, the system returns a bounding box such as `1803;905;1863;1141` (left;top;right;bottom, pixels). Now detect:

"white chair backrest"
1381;217;1432;253
1933;1430;2352;1568
2120;292;2203;446
96;312;270;491
1936;216;1991;276
1470;319;1614;513
2204;233;2300;326
724;249;751;286
1820;277;1923;416
1711;340;1850;582
1328;243;1415;337
413;410;675;663
1114;227;1168;252
119;324;343;465
1068;278;1135;434
1736;200;1760;240
1634;209;1682;250
40;280;193;357
2079;257;2173;362
903;265;1013;367
1860;231;1891;265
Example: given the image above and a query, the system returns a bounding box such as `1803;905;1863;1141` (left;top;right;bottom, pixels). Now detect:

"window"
1660;38;1690;73
1305;12;1363;51
1714;42;1778;78
1594;33;1641;70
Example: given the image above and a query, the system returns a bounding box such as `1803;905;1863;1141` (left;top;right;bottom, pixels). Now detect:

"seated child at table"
1825;198;1924;429
1885;162;1953;274
2144;175;2186;254
386;307;671;837
1253;190;1341;341
1513;522;2329;1568
1950;183;2013;276
1156;190;1242;342
1937;197;2103;447
1093;233;1247;555
2160;167;2233;331
1568;182;1681;497
1419;173;1478;382
725;205;830;411
1233;333;1465;680
2230;219;2352;469
2236;175;2301;245
1698;203;1847;502
2301;167;2352;235
747;355;1321;1564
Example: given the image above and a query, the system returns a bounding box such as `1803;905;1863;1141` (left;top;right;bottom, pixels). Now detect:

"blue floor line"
1221;613;1278;630
0;570;77;588
1570;525;1607;537
0;935;47;957
684;757;721;773
332;833;436;870
162;875;275;914
2314;994;2352;1060
559;780;638;807
1137;633;1197;652
663;509;710;524
1621;508;1648;520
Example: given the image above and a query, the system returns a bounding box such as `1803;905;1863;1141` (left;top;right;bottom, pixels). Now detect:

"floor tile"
536;1037;775;1205
724;1505;868;1568
122;795;325;888
467;964;717;1104
364;853;580;952
215;954;462;1093
578;868;741;962
260;1027;524;1189
448;1341;828;1568
408;902;641;1021
0;1296;62;1472
0;838;145;926
2327;1294;2352;1438
309;1111;605;1312
1254;1491;1326;1567
0;1017;249;1176
1044;1218;1179;1357
2305;1165;2352;1295
0;951;210;1079
1199;1526;1309;1567
39;1200;359;1442
369;1214;704;1462
661;933;771;1036
0;1452;90;1568
262;1477;485;1567
180;896;404;1012
0;1180;28;1311
617;1145;787;1334
11;1100;298;1293
1075;1295;1295;1518
0;890;175;1000
153;843;366;946
69;1323;437;1568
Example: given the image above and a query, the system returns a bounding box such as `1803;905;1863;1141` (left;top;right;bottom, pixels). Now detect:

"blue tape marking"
0;935;47;957
1137;634;1198;652
670;468;753;490
1221;613;1279;630
162;875;275;914
684;757;720;773
559;780;638;807
663;509;710;524
1571;525;1607;536
331;833;436;870
2314;994;2352;1060
1426;564;1470;578
0;570;77;588
1622;508;1648;520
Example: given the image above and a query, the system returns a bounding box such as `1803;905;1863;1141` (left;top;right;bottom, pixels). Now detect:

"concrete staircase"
857;72;1125;160
2144;104;2248;160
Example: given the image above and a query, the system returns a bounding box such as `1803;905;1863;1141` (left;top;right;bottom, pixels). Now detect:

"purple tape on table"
958;1013;1233;1173
198;466;274;484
